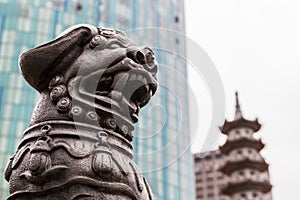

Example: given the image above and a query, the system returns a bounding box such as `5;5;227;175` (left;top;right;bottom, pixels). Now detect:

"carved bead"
57;97;71;112
49;75;64;89
69;106;83;118
50;85;67;100
121;125;129;135
87;111;98;121
106;118;117;129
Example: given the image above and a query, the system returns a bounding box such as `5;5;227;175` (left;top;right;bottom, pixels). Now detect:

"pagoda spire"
220;92;261;135
234;91;243;120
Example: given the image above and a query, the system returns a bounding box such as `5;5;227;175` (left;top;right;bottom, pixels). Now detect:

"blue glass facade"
0;87;2;118
0;0;195;199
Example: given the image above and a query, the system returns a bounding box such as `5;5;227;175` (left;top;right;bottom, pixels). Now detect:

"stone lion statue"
5;24;158;200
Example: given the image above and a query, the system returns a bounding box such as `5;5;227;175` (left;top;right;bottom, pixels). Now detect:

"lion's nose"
136;48;157;73
142;48;157;73
136;51;146;64
126;47;158;74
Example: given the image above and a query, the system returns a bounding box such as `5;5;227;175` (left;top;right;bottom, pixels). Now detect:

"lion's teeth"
142;77;147;84
100;76;112;82
129;73;147;83
137;74;143;82
130;101;137;111
129;74;137;81
112;73;129;91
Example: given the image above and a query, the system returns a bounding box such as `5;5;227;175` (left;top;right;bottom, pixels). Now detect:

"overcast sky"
185;0;300;199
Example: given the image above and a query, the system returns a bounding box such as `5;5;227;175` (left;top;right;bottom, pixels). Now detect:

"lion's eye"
101;29;115;36
89;35;107;49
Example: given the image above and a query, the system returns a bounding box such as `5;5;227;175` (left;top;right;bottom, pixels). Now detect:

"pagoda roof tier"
222;180;272;196
220;138;265;155
220;92;261;134
220;117;261;135
220;159;268;175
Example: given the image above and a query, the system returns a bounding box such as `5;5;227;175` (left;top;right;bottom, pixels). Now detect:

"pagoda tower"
219;92;272;200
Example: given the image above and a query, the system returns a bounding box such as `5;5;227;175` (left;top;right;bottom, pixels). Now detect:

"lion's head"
19;24;158;141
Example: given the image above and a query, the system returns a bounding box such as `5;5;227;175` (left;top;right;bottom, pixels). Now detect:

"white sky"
185;0;300;199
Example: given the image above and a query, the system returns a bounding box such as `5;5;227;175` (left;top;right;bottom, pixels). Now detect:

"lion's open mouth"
89;48;158;123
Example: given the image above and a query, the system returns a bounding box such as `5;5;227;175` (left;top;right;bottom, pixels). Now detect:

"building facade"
194;93;272;200
194;150;229;200
0;0;194;199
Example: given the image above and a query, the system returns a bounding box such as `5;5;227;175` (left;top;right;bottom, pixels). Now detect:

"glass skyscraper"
0;0;195;199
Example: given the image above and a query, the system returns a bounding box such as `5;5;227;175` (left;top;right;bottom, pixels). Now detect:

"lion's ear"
19;25;98;92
